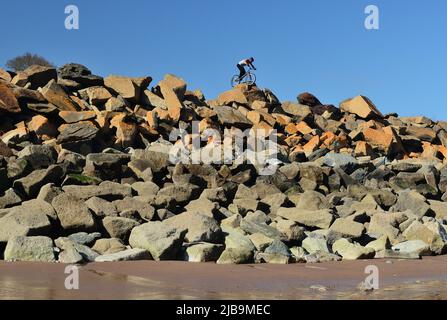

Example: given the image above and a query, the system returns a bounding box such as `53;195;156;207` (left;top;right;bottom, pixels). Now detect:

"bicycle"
231;67;256;87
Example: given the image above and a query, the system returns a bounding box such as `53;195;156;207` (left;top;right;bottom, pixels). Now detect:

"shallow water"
1;256;447;300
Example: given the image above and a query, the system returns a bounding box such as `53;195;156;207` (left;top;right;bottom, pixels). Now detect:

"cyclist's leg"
237;64;246;80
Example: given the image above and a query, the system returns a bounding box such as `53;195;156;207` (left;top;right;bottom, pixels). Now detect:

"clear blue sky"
1;0;446;120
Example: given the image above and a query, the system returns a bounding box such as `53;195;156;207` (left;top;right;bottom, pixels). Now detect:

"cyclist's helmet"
250;57;255;62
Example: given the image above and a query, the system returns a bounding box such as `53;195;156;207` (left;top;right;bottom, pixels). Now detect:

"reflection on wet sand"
1;256;447;300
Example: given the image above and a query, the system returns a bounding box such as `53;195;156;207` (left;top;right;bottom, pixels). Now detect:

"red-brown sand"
1;256;447;300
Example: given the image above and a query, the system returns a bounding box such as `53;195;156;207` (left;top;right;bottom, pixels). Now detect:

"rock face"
1;62;447;265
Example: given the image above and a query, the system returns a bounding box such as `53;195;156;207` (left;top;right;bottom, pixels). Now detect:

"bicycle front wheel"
231;75;240;87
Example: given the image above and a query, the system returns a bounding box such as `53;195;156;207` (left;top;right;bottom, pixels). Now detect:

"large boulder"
62;181;132;200
339;95;383;119
164;212;223;243
104;75;151;102
276;208;334;229
12;65;57;90
57;63;103;87
297;92;322;107
182;243;224;262
214;105;252;128
92;238;127;255
4;236;55;262
102;216;140;241
95;248;152;262
52;193;97;232
13;165;64;197
0;82;21;114
217;231;255;264
332;238;375;260
0;206;52;242
129;221;186;261
39;79;80;111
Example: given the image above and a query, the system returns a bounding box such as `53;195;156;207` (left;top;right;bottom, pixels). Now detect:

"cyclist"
237;57;257;81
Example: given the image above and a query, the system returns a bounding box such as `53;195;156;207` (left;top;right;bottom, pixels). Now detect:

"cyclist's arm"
249;62;257;70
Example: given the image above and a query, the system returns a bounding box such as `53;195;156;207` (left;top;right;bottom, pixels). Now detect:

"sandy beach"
2;256;447;300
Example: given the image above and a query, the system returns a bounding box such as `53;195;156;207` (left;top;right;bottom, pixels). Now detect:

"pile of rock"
1;63;447;264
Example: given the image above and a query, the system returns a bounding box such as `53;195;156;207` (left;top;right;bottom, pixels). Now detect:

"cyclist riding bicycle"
237;57;257;81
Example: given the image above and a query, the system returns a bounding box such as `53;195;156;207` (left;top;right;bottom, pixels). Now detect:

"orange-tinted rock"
105;75;151;101
438;145;447;160
157;74;186;123
0;68;12;82
296;121;314;135
12;65;57;90
274;114;292;127
251;100;268;110
39;80;80;111
355;141;373;157
0;82;21;114
363;127;393;151
421;142;438;160
82;86;112;105
285;123;298;135
110;114;137;149
27;115;57;138
1;122;28;144
321;131;337;148
303;135;320;156
340;95;383;119
217;87;248;106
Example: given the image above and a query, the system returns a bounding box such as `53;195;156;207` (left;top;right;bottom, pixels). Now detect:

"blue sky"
1;0;446;120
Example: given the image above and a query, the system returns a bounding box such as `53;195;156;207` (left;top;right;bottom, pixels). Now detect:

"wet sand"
1;256;447;300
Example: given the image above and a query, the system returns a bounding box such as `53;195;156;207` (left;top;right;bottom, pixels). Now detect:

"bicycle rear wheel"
231;75;240;87
245;72;256;85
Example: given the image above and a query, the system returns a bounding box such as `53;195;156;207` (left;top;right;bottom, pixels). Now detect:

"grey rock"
129;221;186;260
52;193;97;232
85;197;118;218
276;208;334;229
102;216;140;241
156;183;201;205
4;236;55;262
0;207;52;242
239;219;284;240
67;232;102;246
37;183;63;204
214;105;252;128
13;165;64;197
113;198;155;221
92;238;126;255
62;181;132;200
95;248;152;262
0;188;22;209
323;153;358;171
392;240;431;256
164;212;223;243
390;190;430;218
182;243;224;262
17;145;57;170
